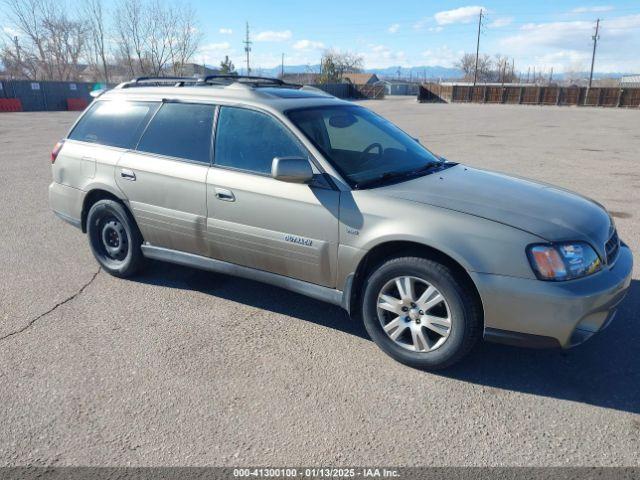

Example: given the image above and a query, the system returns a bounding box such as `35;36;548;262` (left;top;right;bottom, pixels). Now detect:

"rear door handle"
120;168;136;181
214;188;235;202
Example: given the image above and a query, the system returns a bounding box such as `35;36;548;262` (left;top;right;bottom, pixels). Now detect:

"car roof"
98;81;353;113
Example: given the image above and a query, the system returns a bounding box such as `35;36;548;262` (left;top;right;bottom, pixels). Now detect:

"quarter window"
136;102;215;164
68;100;157;149
214;107;307;175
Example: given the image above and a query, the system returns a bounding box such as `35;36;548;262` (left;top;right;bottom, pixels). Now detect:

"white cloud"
499;14;640;72
219;28;233;34
501;15;640;52
255;30;292;42
428;26;444;32
2;25;21;37
434;6;484;25
413;18;429;30
489;17;513;28
421;45;463;67
198;42;232;64
388;23;400;33
361;44;407;68
293;39;325;51
571;5;613;13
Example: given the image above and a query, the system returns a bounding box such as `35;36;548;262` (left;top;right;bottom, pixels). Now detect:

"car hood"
377;164;611;253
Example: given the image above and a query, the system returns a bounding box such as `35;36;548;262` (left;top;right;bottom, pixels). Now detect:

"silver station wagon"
49;75;633;369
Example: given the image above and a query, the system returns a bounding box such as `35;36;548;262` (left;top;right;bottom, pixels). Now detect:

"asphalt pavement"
0;99;638;466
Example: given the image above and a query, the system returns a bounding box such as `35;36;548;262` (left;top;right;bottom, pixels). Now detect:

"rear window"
136;102;215;164
68;100;158;149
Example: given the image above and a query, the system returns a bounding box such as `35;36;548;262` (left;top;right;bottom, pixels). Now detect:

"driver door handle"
215;188;235;202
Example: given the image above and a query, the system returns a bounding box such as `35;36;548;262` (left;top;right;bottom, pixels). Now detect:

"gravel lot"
0;98;638;466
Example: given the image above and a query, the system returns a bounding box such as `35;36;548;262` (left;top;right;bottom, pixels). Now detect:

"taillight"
51;140;64;164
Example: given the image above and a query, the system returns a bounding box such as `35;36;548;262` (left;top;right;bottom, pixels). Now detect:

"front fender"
337;191;543;288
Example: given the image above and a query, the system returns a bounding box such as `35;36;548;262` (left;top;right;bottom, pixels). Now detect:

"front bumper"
471;244;633;348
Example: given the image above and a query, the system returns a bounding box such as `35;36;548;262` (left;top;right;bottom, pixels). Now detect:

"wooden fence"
418;83;640;108
314;83;385;100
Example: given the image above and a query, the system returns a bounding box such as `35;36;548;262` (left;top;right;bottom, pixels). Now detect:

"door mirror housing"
271;157;314;184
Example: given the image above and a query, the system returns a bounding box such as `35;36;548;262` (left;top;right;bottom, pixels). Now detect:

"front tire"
361;256;481;370
86;199;144;278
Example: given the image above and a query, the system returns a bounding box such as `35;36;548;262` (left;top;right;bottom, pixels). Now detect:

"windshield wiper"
355;161;442;189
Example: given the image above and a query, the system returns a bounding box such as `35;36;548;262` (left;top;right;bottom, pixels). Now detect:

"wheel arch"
81;188;131;233
347;240;484;326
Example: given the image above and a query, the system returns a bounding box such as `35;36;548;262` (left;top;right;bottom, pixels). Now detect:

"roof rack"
198;74;292;86
116;75;302;90
118;76;200;89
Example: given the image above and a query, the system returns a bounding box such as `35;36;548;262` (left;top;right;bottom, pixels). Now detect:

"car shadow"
134;262;640;415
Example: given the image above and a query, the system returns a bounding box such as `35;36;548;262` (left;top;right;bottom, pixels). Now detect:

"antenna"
244;21;252;75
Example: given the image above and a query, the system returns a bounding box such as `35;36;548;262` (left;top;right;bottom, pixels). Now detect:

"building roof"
342;73;380;85
620;75;640;87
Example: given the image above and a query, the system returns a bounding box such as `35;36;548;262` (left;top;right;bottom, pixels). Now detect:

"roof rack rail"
118;76;200;89
114;74;303;90
199;75;286;85
198;75;301;88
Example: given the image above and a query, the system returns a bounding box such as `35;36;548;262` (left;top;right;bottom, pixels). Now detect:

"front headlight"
527;242;602;281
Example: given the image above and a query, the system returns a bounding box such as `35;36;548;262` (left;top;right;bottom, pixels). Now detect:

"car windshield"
287;105;443;188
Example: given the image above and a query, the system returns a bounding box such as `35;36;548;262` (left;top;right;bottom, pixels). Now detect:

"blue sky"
193;0;640;73
2;0;639;73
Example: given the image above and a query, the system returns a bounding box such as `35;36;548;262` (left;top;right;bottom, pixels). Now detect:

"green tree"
319;49;363;83
219;55;236;75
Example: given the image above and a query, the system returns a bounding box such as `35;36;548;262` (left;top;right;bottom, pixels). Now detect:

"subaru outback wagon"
49;75;633;369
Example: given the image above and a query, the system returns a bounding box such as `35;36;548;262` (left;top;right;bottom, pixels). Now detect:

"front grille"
605;229;620;264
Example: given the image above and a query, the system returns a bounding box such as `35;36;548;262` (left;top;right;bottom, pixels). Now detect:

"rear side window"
136;103;215;164
214;106;307;175
68;100;157;149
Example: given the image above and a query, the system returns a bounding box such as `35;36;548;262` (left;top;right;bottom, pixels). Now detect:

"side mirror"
271;157;314;184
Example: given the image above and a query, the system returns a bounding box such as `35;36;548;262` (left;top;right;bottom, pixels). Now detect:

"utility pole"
473;8;483;86
243;21;252;75
11;36;22;80
281;53;285;78
588;18;600;88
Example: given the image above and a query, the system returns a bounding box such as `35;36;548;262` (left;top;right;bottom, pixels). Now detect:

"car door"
115;101;215;256
206;106;340;288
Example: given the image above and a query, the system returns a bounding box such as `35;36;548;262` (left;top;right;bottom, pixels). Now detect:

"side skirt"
483;327;561;349
141;244;346;309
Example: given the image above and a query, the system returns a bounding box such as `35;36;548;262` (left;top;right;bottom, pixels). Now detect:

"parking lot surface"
0;98;638;466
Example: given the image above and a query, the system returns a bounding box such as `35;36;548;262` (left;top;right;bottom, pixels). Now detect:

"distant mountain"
365;66;463;80
236;64;463;80
233;64;634;82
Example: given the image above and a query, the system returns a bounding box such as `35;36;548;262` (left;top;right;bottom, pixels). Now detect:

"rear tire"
361;256;481;370
86;199;144;278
